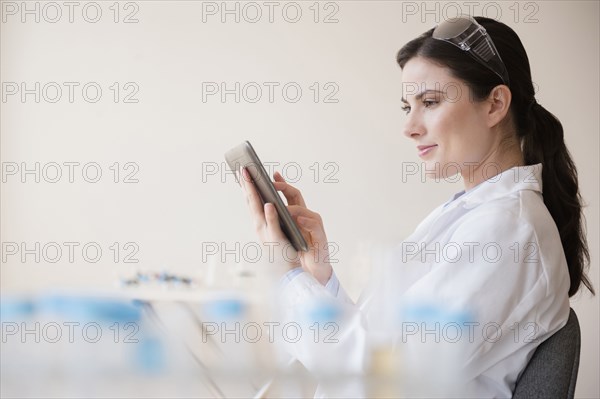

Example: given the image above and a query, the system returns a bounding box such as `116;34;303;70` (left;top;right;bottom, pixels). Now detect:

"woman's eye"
401;100;437;115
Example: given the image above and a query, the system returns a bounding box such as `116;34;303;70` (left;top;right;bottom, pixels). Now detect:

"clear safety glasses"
432;15;510;86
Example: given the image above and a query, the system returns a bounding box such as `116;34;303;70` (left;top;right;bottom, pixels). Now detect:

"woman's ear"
486;85;512;128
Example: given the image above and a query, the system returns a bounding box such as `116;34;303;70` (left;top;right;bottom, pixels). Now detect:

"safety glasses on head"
432;15;510;86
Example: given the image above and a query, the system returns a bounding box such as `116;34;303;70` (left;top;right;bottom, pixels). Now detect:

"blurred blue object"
204;297;245;320
400;303;471;324
307;300;343;323
135;336;166;374
36;294;143;323
0;297;35;320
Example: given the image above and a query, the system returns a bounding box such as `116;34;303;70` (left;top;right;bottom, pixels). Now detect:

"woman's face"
401;56;498;182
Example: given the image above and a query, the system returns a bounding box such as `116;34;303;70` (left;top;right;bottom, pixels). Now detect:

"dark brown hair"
396;17;593;297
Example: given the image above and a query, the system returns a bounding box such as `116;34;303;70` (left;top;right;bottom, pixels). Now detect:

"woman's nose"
403;115;423;139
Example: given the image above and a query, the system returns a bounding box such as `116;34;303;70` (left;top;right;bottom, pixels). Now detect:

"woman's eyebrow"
401;89;445;103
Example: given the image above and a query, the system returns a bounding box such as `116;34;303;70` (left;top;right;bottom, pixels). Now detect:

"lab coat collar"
449;163;543;210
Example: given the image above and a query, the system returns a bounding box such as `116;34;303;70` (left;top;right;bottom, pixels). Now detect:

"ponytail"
522;101;594;297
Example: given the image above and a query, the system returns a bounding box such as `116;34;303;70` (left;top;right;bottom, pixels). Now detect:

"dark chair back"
513;308;581;399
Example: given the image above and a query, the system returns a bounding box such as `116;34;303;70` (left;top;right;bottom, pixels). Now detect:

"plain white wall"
1;1;598;397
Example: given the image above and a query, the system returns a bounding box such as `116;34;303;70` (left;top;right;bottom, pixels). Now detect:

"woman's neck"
462;146;525;191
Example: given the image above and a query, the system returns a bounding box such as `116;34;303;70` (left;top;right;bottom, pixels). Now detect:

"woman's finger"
263;203;280;236
286;205;328;245
297;216;328;244
265;203;301;266
286;205;321;221
241;167;266;230
273;171;307;208
264;203;295;248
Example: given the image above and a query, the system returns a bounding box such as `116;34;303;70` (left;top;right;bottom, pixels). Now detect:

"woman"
238;16;594;397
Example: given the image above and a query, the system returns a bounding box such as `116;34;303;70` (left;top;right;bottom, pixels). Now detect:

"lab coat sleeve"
280;267;355;305
399;204;571;397
324;270;356;306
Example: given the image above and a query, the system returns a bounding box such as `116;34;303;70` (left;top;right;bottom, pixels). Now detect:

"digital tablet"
225;141;309;252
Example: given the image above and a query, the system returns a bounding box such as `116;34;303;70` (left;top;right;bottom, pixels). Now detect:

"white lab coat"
276;163;571;398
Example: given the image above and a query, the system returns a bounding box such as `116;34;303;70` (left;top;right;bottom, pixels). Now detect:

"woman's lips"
417;144;438;157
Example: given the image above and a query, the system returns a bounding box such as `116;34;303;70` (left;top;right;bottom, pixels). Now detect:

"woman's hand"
239;167;333;285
